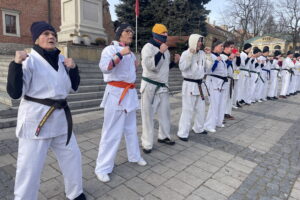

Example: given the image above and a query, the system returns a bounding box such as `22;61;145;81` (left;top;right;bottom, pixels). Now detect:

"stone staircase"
0;56;183;128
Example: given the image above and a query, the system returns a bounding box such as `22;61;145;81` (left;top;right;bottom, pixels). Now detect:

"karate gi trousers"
14;134;83;200
95;108;142;175
177;94;205;138
204;84;228;130
141;89;172;150
280;70;290;96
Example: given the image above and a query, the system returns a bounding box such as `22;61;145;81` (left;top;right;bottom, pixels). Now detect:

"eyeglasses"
124;29;134;34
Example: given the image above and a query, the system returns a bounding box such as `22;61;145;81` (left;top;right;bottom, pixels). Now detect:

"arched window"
274;45;281;50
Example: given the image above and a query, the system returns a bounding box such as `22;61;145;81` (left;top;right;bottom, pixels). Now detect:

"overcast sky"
107;0;226;25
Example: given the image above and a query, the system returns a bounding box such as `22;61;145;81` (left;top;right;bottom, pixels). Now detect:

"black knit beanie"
287;51;293;56
31;21;56;42
114;23;133;41
263;46;269;53
274;50;281;57
243;43;252;51
253;47;261;54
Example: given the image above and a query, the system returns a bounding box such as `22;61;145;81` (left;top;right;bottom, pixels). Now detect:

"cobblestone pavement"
1;94;300;200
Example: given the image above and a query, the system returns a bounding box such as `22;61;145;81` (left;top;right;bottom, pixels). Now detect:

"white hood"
188;34;204;51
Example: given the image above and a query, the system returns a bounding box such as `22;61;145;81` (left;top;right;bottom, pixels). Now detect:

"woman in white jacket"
177;34;209;141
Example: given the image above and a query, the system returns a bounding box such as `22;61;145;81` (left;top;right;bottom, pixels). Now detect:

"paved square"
1;93;300;200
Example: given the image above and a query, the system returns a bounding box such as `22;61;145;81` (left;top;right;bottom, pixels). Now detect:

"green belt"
142;77;169;104
250;71;265;83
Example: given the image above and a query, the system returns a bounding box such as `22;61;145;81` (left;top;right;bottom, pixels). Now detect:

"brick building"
0;0;60;45
0;0;114;54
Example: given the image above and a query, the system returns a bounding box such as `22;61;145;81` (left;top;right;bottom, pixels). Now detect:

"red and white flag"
135;0;139;17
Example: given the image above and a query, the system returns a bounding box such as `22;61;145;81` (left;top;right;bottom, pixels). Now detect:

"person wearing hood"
268;50;282;100
177;34;209;141
236;43;252;106
6;21;86;200
95;23;147;183
204;39;227;133
280;51;294;98
140;24;180;153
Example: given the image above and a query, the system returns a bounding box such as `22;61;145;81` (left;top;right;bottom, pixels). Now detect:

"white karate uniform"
14;49;83;200
140;42;172;150
259;56;271;100
231;57;241;107
249;58;259;102
204;53;228;130
268;59;280;98
177;34;207;138
288;63;297;94
237;51;252;104
280;57;294;96
223;55;235;115
256;56;267;101
295;60;300;91
95;41;142;175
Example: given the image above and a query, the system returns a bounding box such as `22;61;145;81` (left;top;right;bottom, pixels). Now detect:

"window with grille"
1;9;20;37
5;14;17;34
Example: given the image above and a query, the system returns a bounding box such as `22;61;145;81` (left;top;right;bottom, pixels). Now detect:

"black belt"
208;74;228;91
183;78;210;100
24;95;73;145
240;68;251;77
227;76;234;98
262;69;271;80
271;68;280;71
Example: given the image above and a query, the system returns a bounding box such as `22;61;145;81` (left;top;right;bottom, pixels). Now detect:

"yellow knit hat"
152;24;168;34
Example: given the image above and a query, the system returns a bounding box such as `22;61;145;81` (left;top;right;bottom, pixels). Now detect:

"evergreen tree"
115;0;210;50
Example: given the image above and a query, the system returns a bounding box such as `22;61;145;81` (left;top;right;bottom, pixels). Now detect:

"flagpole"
135;14;138;53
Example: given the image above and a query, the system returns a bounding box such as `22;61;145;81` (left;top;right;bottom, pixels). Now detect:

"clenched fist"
14;51;28;64
64;58;76;69
160;43;168;53
120;46;131;56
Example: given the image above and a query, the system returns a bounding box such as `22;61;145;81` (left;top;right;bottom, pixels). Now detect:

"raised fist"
120;46;131;56
64;58;76;69
14;51;28;64
160;43;168;53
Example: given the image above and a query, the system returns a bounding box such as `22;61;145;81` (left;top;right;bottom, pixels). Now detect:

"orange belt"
108;81;136;104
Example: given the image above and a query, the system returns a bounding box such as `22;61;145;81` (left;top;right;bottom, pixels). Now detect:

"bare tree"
250;0;273;36
224;0;258;48
277;0;300;50
262;15;277;35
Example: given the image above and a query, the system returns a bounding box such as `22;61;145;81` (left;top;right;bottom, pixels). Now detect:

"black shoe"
198;130;208;135
267;96;272;100
273;97;278;100
178;136;188;142
245;103;251;105
236;101;242;108
239;100;245;104
74;193;86;200
158;138;175;145
143;148;152;154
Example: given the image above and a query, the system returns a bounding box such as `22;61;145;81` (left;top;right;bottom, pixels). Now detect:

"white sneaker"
258;100;262;103
96;173;110;182
205;128;216;133
217;124;225;128
137;158;147;166
232;105;238;109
